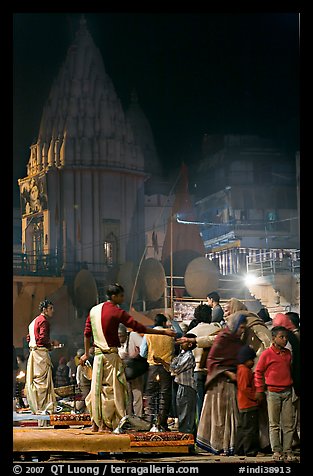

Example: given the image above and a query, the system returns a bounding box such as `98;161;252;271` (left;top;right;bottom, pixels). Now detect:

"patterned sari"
196;312;246;454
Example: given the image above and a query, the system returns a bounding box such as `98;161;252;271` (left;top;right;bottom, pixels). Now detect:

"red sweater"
84;301;147;348
237;364;258;410
26;314;51;349
254;345;293;393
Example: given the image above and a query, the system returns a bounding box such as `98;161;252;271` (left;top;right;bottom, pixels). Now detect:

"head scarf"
227;311;247;334
272;313;296;332
227;298;248;314
205;312;246;385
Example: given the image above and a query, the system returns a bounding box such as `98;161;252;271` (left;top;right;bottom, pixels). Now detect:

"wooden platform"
13;428;194;454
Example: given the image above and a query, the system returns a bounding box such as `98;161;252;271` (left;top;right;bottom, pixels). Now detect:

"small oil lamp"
150;374;160;432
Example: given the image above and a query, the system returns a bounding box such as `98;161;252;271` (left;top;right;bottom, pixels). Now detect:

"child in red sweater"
235;345;260;456
254;326;296;462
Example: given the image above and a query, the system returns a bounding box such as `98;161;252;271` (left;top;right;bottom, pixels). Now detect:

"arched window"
103;232;117;266
32;218;44;256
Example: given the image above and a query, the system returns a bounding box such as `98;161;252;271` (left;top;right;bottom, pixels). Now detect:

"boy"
154;333;197;434
207;291;224;323
254;326;296;462
235;345;259;457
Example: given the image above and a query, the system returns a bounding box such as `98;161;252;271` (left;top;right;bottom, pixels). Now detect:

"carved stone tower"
18;17;146;275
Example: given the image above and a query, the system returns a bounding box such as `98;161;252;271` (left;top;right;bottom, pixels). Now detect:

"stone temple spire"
125;89;161;178
80;14;87;27
26;16;144;176
131;89;138;103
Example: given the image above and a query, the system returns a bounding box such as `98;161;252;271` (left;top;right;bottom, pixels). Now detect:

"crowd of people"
14;288;300;462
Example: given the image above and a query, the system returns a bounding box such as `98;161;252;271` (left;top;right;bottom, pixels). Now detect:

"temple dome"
27;16;144;175
126;89;161;177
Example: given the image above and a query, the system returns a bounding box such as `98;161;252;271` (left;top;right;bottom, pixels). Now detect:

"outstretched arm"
125;307;176;338
177;332;219;347
144;327;176;338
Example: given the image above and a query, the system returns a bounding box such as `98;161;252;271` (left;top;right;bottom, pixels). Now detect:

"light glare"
244;274;257;286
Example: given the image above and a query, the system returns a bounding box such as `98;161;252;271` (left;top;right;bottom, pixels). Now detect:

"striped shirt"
170;349;196;390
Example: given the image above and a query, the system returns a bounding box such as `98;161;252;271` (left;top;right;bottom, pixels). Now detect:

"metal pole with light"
170;214;174;311
150;374;161;432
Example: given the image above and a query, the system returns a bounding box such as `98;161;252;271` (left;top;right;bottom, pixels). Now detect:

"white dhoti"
85;349;128;430
25;347;56;426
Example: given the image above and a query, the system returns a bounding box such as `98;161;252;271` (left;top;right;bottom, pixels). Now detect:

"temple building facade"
14;18;161;351
18;18;147;279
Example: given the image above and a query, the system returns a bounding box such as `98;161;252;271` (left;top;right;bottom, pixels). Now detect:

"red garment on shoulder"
84;301;147;347
27;313;51;348
205;329;244;386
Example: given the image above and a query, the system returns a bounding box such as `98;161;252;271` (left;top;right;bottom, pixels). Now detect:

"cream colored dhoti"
25;347;56;426
85;348;128;430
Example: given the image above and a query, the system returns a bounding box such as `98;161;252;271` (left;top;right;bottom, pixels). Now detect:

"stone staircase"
245;272;300;315
217;271;300;316
244;251;300;314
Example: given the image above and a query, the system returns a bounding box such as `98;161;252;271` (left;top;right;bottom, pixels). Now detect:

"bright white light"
244;274;258;286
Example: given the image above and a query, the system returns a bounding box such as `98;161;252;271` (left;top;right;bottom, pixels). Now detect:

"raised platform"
13;428;194;454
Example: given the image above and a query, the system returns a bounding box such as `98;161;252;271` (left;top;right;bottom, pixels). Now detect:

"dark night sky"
13;12;300;207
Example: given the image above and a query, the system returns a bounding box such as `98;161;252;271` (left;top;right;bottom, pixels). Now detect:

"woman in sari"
196;312;247;455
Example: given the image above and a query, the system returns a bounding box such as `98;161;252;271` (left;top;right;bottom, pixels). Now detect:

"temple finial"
131;89;138;104
80;14;87;27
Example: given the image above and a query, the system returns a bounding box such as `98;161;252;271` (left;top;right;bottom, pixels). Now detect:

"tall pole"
296;151;300;243
170;214;173;311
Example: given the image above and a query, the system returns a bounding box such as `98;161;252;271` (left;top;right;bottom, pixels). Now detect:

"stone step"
218;274;262;311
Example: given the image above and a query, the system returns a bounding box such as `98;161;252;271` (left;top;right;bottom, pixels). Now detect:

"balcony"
13;253;62;277
13;253;109;282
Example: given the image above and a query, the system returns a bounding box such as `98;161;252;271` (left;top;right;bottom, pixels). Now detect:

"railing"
201;220;291;242
13;253;108;279
246;250;300;276
13;253;62;277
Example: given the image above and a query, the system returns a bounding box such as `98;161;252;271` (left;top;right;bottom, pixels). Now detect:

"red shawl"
205;328;244;387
